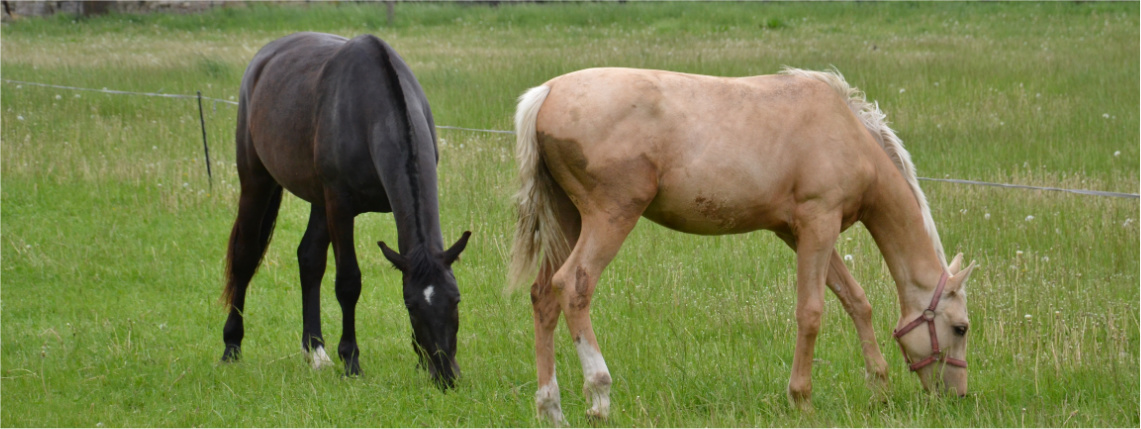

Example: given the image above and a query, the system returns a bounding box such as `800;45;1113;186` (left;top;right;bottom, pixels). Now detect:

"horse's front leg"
787;214;840;412
824;249;889;397
325;194;363;376
298;204;333;370
552;211;640;421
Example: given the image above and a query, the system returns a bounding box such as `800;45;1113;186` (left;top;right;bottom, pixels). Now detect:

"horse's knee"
795;303;824;336
334;269;362;303
850;297;873;320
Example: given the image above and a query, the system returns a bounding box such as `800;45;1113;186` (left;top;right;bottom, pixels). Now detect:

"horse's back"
535;67;879;235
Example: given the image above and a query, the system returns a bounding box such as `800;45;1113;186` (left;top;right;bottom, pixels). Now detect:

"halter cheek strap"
891;271;968;371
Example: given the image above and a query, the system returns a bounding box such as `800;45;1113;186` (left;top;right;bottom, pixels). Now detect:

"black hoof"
343;360;362;377
220;344;241;362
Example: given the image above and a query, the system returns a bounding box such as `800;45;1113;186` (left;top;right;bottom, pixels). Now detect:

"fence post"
197;91;213;188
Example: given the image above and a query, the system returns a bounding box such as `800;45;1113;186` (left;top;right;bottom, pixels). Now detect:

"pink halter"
891;272;968;371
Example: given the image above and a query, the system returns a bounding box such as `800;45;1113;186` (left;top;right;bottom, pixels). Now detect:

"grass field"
2;1;1138;427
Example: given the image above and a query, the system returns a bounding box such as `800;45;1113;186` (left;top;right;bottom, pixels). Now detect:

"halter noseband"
891;271;968;371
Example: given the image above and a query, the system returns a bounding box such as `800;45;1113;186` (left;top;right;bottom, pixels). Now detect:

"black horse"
220;32;470;388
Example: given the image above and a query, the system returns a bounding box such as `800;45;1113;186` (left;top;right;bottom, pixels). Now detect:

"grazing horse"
508;67;976;422
220;32;471;388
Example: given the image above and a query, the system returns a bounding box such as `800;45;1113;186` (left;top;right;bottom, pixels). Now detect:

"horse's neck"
862;171;946;313
386;152;445;255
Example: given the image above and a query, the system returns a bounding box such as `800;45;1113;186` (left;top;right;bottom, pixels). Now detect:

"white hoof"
536;377;568;426
305;346;333;370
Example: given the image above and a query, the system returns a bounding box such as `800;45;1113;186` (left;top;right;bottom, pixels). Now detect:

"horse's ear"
442;231;472;265
947;260;978;294
378;241;408;271
948;253;965;274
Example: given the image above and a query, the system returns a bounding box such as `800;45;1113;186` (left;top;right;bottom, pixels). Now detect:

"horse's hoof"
788;392;815;414
537;406;568;427
220;345;241;363
305;346;334;370
342;361;362;378
585;410;609;426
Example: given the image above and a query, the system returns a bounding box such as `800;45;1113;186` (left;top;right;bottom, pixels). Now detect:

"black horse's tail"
220;186;283;309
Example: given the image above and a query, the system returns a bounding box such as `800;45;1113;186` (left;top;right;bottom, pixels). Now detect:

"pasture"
1;2;1137;426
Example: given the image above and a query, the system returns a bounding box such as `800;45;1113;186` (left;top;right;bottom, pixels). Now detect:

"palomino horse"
508;67;976;422
220;32;471;387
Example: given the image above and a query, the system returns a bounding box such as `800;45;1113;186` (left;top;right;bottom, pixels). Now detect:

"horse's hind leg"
532;194;580;425
824;249;889;396
220;179;284;362
298;204;333;369
551;206;644;421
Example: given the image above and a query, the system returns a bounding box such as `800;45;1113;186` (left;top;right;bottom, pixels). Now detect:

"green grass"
2;1;1138;427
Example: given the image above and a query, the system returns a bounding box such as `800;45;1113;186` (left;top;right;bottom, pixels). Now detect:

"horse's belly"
254;142;326;204
643;186;788;235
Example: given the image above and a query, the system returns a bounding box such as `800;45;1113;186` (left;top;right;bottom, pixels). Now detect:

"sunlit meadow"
2;2;1137;427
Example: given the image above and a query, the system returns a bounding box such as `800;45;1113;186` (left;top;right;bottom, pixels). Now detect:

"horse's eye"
953;325;969;336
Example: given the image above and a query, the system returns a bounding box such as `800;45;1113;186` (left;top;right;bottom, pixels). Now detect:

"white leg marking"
536;373;567;426
423;285;435;305
304;345;333;370
575;339;612;419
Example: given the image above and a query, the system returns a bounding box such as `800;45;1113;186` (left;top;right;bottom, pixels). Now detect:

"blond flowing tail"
507;85;572;293
780;67;947;267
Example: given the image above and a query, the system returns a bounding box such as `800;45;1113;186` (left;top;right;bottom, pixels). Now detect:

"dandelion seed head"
984;213;991;220
1114;151;1121;157
843;254;853;262
54;94;62;100
1025;215;1035;222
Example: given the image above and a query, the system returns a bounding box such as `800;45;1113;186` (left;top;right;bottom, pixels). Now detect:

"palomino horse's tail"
507;85;572;293
780;67;947;266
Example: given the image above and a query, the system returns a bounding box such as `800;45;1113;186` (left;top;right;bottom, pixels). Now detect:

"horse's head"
378;231;471;389
893;253;976;397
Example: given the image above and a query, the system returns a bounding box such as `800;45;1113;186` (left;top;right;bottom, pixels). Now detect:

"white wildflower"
1102;113;1110;119
54;94;62;100
1016;250;1023;256
16;115;24;121
984;213;991;220
843;254;853;262
1025;215;1035;222
1024;314;1032;320
1041;256;1049;262
1114;151;1121;157
899;88;906;93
